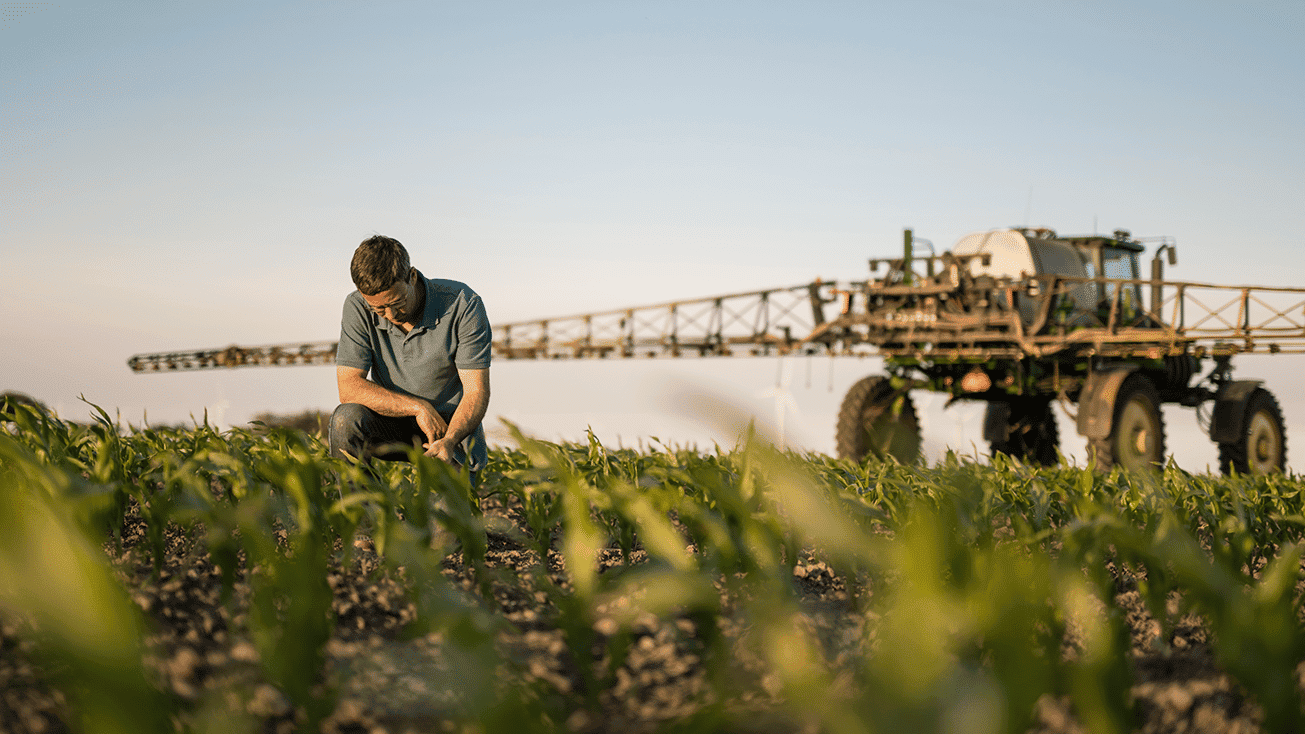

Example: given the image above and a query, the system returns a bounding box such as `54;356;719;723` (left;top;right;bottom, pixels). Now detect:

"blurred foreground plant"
0;436;174;734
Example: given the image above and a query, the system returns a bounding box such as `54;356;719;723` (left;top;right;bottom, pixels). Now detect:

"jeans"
328;404;477;483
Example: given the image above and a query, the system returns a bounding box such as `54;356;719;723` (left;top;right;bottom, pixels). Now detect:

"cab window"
1102;247;1138;280
1102;246;1141;314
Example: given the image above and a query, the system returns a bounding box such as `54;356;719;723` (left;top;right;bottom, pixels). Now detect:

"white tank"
951;229;1095;325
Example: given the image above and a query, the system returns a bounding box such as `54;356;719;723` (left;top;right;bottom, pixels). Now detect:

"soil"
0;492;1282;734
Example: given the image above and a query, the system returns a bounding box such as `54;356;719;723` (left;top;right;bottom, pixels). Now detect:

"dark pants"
329;404;475;482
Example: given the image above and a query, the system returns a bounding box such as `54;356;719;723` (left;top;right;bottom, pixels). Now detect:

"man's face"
362;276;416;326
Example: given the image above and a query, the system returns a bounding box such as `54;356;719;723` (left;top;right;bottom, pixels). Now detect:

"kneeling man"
329;235;491;475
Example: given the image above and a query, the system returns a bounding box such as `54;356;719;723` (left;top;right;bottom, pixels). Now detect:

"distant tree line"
3;392;329;438
251;409;330;438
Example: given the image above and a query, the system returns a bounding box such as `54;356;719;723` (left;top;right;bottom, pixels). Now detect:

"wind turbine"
756;357;800;451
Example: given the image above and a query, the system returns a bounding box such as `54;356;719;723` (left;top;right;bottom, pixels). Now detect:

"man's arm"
423;367;490;464
336;366;449;443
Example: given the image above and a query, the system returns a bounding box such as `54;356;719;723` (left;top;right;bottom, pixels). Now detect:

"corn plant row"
2;398;1305;733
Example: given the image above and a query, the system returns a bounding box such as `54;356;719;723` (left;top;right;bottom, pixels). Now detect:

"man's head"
351;235;412;296
352;235;420;326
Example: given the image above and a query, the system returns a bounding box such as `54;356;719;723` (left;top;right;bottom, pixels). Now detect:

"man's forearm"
443;386;490;445
339;375;430;419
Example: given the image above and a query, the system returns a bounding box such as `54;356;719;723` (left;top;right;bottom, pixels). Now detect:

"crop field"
4;398;1305;734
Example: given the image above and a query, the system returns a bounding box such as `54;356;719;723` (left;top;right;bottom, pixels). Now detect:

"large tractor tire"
1218;388;1287;475
835;375;921;464
986;399;1060;466
1087;373;1166;472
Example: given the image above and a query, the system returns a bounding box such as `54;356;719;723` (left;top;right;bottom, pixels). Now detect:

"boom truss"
494;281;851;359
126;276;1305;373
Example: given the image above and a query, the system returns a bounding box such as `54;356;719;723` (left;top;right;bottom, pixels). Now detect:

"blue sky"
3;1;1303;467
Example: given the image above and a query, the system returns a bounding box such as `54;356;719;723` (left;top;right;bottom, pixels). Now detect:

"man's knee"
329;403;371;458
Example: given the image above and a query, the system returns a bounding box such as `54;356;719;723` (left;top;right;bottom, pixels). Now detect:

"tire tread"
835;376;920;463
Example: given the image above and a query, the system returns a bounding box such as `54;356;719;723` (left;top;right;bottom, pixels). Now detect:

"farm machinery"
128;227;1305;474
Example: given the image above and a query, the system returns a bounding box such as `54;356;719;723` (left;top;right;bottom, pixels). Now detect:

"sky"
3;1;1303;470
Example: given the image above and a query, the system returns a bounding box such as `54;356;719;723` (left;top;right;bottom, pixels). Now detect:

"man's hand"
414;402;449;446
422;368;488;470
422;436;462;469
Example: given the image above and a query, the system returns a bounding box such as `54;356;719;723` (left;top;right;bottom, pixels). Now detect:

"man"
329;235;491;476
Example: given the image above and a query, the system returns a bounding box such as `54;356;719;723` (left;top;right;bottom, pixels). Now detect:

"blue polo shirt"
336;272;492;468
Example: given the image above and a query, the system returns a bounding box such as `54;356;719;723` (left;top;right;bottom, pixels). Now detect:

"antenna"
1024;186;1033;226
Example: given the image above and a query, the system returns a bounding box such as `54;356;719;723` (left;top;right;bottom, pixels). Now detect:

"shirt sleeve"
454;292;493;370
335;293;375;371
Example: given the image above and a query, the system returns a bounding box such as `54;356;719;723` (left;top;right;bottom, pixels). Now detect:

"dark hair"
350;235;412;295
